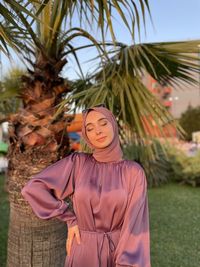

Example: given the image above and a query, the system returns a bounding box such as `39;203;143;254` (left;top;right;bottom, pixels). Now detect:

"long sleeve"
21;152;79;228
115;165;151;267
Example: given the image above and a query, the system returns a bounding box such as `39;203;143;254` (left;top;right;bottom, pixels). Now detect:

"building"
143;71;200;118
143;75;173;111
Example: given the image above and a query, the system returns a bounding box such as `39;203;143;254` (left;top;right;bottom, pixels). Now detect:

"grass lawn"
0;175;200;267
149;183;200;267
0;174;9;267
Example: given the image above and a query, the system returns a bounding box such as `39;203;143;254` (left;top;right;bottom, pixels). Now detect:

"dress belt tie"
79;228;120;267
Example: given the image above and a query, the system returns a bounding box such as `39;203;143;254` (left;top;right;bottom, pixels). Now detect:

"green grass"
0;174;9;267
0;176;200;267
149;183;200;267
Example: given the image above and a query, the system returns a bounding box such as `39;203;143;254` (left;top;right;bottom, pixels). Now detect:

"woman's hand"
66;225;81;256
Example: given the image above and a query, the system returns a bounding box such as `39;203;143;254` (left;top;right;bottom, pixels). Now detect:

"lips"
96;136;107;142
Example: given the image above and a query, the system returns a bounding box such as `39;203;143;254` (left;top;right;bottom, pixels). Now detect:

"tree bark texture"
7;203;67;267
6;66;72;266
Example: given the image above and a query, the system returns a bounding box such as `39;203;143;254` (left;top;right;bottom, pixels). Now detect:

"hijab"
81;106;123;163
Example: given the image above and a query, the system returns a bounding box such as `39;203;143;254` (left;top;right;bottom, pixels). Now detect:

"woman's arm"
114;165;151;267
21;152;80;228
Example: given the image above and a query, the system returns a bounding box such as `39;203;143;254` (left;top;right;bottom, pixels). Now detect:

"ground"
149;183;200;267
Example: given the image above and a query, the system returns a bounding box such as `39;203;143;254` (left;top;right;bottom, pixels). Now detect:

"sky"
139;0;200;43
1;0;200;79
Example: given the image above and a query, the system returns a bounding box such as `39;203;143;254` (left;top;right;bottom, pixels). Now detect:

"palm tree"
1;1;200;266
0;68;24;121
0;1;41;55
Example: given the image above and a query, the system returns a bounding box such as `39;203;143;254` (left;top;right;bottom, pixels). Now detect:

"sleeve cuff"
66;217;78;228
116;264;132;267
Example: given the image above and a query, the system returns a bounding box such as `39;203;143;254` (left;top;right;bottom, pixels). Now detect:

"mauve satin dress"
21;152;151;267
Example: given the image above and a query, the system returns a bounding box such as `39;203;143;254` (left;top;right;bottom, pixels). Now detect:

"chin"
95;141;112;149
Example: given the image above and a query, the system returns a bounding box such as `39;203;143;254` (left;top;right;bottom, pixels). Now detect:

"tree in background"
0;67;24;152
0;68;24;121
0;1;200;266
179;105;200;141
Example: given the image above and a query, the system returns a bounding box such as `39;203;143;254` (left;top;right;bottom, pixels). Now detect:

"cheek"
106;125;114;139
86;131;95;143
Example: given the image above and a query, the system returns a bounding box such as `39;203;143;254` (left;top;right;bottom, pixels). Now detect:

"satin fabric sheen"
21;152;151;267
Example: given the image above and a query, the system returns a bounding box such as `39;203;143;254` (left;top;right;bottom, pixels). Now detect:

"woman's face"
85;110;114;148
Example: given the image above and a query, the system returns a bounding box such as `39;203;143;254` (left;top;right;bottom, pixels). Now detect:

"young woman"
21;105;151;267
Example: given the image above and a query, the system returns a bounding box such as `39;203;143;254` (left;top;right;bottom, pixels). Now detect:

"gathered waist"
78;228;121;267
79;228;121;236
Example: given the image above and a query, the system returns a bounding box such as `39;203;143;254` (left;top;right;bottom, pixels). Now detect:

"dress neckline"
89;154;126;164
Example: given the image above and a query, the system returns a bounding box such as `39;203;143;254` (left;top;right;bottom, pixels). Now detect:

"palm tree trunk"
6;145;69;267
7;203;67;267
6;67;71;266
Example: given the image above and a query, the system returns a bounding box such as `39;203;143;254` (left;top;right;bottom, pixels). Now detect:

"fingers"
66;228;74;256
75;227;81;244
66;237;73;256
66;225;81;256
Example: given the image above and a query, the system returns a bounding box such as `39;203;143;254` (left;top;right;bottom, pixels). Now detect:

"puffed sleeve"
114;165;151;267
21;152;79;228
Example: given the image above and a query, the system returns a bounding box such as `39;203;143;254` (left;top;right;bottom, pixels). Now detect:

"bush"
166;146;200;186
123;140;172;187
123;141;200;187
179;105;200;141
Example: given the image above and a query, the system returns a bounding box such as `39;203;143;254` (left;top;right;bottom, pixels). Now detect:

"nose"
95;126;102;135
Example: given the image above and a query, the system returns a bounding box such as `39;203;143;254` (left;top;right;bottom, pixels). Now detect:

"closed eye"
86;119;108;132
86;128;93;132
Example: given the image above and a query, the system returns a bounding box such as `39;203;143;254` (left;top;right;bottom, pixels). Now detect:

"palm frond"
1;0;200;163
98;40;200;86
0;0;44;55
1;0;152;60
56;39;200;159
68;0;151;43
135;41;200;85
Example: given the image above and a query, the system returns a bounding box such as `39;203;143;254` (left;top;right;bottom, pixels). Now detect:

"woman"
21;105;151;267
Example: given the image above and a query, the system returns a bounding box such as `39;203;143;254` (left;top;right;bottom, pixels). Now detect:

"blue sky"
139;0;200;43
113;0;200;44
1;0;200;78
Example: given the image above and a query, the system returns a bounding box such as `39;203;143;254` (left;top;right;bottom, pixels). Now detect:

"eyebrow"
85;117;107;127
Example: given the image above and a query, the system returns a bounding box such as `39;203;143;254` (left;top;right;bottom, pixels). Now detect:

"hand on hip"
66;225;81;256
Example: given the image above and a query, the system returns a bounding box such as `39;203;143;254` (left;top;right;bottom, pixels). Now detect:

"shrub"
123;140;172;187
179;105;200;141
166;147;200;186
123;141;200;187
